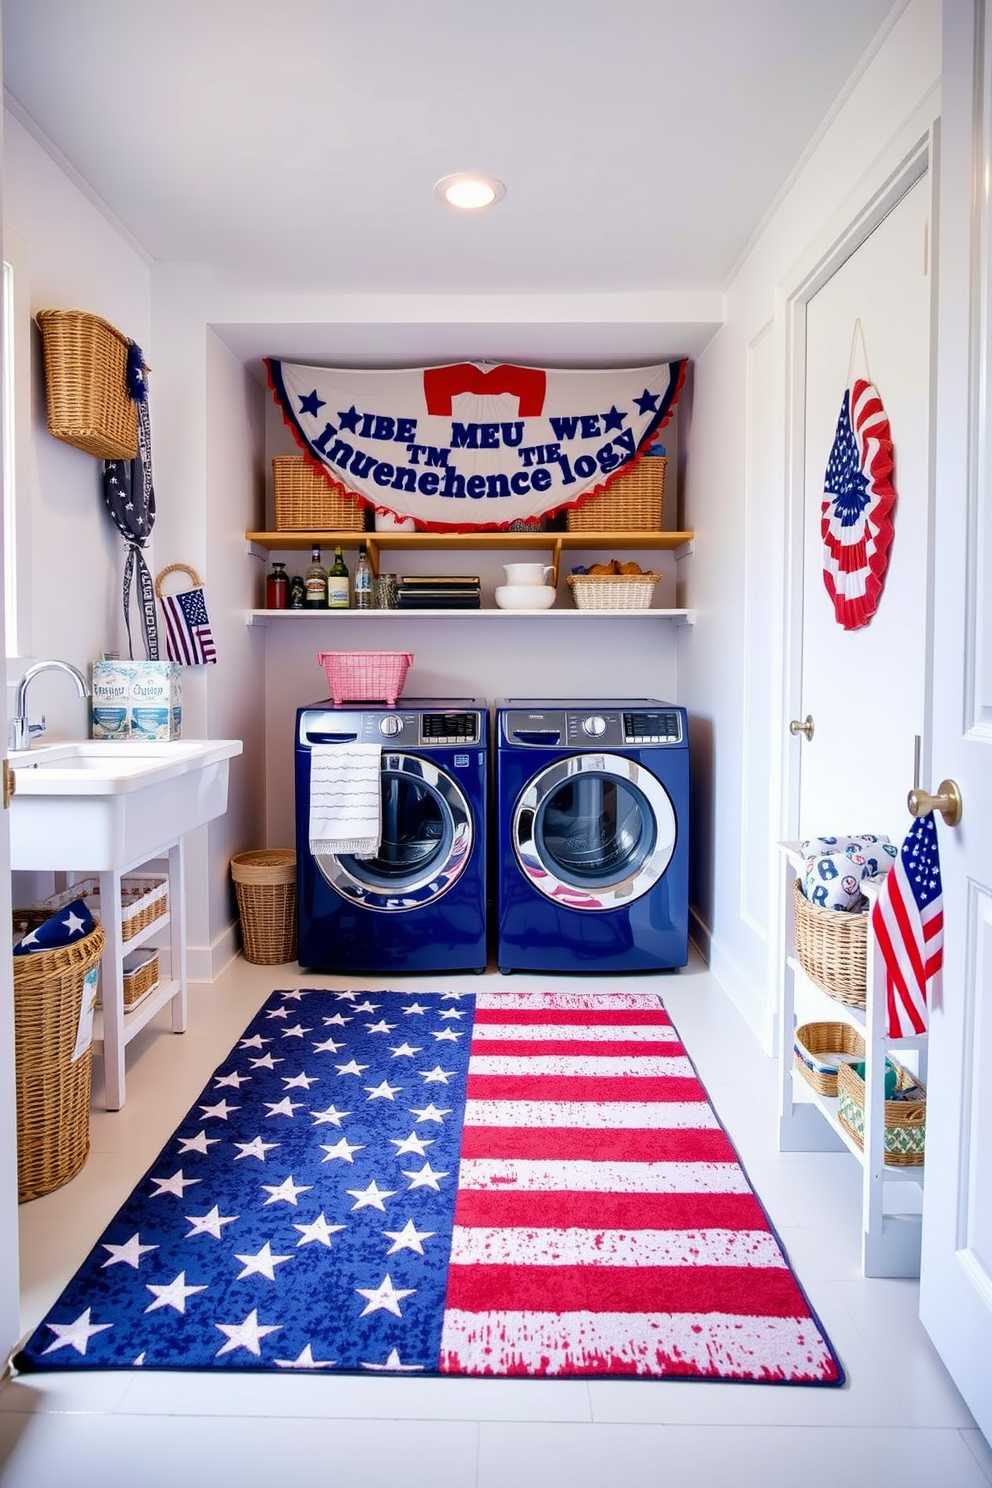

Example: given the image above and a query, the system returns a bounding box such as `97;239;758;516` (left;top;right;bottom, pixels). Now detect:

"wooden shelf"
247;607;694;626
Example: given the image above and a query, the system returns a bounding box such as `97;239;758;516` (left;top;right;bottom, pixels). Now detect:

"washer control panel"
300;703;484;748
503;705;684;748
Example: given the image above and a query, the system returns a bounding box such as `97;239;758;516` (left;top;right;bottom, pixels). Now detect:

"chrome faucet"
9;660;89;751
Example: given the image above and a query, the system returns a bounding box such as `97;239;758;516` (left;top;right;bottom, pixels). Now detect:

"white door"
917;2;992;1441
798;175;932;840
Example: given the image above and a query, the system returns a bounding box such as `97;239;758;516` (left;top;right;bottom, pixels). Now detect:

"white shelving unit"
91;837;187;1112
777;841;927;1277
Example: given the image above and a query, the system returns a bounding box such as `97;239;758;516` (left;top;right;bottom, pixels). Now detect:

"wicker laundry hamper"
231;850;298;965
14;921;105;1202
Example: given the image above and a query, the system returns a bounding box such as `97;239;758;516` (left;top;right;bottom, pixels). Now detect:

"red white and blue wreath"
821;377;897;630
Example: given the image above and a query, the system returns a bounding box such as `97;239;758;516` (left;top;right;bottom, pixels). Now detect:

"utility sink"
9;737;243;870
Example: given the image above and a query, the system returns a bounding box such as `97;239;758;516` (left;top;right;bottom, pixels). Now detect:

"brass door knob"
789;715;815;741
907;778;962;827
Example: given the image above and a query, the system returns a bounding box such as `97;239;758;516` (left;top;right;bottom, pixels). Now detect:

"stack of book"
395;575;481;609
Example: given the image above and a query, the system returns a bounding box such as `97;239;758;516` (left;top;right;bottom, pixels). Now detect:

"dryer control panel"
502;702;684;749
299;699;485;749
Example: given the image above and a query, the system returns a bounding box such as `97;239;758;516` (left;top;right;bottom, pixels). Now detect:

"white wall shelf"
246;607;694;625
777;840;927;1278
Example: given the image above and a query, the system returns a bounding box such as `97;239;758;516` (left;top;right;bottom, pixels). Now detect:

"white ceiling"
2;0;898;367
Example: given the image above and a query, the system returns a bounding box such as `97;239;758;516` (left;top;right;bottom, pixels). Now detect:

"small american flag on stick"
870;813;943;1037
157;565;217;666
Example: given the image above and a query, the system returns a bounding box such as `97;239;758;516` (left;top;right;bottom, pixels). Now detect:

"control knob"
582;714;607;737
379;714;403;737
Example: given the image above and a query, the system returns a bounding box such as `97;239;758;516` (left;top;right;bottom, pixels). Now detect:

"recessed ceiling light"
434;173;506;210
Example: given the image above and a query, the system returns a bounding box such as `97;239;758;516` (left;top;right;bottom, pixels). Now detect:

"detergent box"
91;660;183;740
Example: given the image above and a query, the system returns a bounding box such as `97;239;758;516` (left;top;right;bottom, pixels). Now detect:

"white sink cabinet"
9;738;243;1109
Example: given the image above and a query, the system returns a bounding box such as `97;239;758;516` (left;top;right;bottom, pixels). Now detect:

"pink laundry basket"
317;651;413;706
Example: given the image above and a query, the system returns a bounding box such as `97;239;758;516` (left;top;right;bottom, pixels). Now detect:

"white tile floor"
2;950;990;1488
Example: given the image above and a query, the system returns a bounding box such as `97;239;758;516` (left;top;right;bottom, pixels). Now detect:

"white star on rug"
311;1036;344;1054
282;1072;319;1090
144;1271;208;1314
266;1006;290;1020
409;1102;451;1123
351;1000;380;1014
215;1309;281;1357
361;1348;424;1372
274;1344;337;1370
365;1019;397;1035
346;1180;397;1212
263;1096;304;1118
335;1059;368;1077
388;1043;423;1058
238;1034;271;1050
420;1066;456;1084
234;1242;293;1281
293;1214;346;1248
149;1169;201;1199
249;1052;283;1070
438;1008;468;1020
389;1131;434;1157
198;1098;240;1121
176;1130;219;1156
402;1002;429;1016
356;1274;415;1317
383;1219;435;1256
320;1136;365;1163
431;1028;463;1043
280;1024;312;1039
42;1308;112;1356
214;1069;250;1089
261;1175;312;1206
101;1233;157;1269
322;1013;352;1027
403;1162;448;1192
309;1103;351;1127
364;1079;402;1101
233;1135;280;1162
184;1205;238;1239
439;991;468;1001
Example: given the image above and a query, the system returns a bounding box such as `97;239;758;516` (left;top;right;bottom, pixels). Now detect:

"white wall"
682;0;941;1047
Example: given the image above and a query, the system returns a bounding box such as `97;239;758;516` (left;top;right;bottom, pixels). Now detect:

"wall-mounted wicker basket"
36;309;138;460
272;456;366;531
792;878;868;1008
14;921;105;1202
566;457;666;532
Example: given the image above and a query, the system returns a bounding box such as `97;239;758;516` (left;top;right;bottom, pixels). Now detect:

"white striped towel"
309;743;382;857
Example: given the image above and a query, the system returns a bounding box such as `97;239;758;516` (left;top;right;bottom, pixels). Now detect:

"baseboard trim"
187;920;241;985
690;905;775;1055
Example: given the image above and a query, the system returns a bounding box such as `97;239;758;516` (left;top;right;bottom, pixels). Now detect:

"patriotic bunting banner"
870;814;944;1037
821;377;897;630
14;988;841;1385
266;359;685;531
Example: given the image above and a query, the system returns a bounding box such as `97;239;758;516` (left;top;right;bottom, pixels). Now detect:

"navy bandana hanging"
266;359;686;530
103;342;159;659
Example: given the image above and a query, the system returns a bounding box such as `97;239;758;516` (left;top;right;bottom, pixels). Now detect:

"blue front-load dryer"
296;697;488;974
495;698;689;974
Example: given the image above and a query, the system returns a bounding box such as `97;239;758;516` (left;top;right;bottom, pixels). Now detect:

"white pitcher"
503;562;554;586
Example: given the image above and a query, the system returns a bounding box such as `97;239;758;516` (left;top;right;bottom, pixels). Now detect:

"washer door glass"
513;752;676;910
316;753;473;910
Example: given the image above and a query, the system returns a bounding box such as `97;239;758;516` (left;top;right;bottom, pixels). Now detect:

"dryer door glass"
513;752;677;910
315;753;474;910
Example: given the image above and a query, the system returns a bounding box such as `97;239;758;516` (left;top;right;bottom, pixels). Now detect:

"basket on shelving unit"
317;651;413;706
122;948;159;1007
14;875;167;943
837;1057;926;1166
272;455;366;531
36;309;139;460
231;850;298;965
566;457;666;531
792;877;868;1008
567;572;661;610
793;1021;866;1098
13;920;106;1201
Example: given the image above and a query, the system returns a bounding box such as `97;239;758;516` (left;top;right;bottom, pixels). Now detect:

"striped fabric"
440;990;843;1382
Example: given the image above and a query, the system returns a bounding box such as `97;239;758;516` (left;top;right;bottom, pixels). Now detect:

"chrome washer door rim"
316;753;473;911
512;752;676;910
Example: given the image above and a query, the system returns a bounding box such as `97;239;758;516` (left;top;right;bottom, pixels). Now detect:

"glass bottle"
354;543;372;610
304;545;328;608
265;560;288;609
327;545;350;609
289;573;306;609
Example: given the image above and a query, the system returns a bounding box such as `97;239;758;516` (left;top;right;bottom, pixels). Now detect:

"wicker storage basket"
794;1021;866;1097
837;1058;926;1166
14;875;167;943
36;309;138;460
317;650;413;705
567;573;661;610
122;948;159;1007
792;878;867;1008
231;850;298;965
14;921;105;1202
272;456;366;531
566;457;666;531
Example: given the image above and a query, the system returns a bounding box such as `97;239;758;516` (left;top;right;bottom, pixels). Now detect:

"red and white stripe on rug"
440;990;842;1383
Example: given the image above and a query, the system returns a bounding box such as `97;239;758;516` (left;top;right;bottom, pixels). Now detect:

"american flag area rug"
13;989;844;1384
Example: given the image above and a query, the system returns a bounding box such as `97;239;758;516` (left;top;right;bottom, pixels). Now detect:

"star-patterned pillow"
13;898;97;956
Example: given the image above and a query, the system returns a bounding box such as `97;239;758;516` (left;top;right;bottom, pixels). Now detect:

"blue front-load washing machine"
296;697;488;973
495;698;690;973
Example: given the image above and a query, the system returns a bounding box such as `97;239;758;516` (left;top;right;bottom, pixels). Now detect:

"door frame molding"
766;118;937;1043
